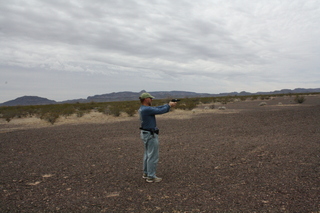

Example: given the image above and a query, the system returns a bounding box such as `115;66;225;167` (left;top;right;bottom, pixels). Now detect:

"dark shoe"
146;176;162;183
142;173;148;179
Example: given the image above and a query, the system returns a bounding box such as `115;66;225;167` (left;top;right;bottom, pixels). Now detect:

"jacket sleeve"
145;104;170;115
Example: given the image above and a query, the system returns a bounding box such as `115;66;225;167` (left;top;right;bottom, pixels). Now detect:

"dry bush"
294;95;306;104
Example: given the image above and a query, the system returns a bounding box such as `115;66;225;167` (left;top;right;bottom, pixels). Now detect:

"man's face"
146;97;153;106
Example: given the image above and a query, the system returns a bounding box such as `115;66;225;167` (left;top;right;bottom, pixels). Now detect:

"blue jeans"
141;131;159;178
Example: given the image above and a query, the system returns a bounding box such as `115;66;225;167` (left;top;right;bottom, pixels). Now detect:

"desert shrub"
109;105;121;117
77;103;95;111
124;106;136;117
0;106;35;122
214;96;234;104
76;110;84;117
1;109;17;122
176;98;198;110
99;106;113;115
200;97;213;104
40;112;59;124
60;105;76;117
220;97;231;104
36;105;59;124
213;98;219;103
251;95;258;100
239;96;247;101
186;100;198;110
24;105;40;117
294;95;306;104
263;96;270;100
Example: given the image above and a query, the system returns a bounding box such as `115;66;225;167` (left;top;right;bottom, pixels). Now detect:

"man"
138;92;177;183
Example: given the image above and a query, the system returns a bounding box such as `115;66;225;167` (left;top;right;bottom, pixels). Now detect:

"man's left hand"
169;101;177;107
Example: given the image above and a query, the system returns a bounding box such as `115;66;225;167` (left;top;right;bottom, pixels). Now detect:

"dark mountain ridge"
1;88;320;106
1;96;56;106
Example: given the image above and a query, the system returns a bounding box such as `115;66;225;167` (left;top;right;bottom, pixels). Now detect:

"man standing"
138;92;177;183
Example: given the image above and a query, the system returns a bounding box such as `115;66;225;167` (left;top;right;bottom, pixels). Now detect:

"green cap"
139;92;155;99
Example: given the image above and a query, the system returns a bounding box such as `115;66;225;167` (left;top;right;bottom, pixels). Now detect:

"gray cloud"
1;0;319;102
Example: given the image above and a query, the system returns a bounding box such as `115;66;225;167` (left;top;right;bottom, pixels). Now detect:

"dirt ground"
1;95;319;212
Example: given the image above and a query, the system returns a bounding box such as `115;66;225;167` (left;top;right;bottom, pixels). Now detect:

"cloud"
0;0;319;102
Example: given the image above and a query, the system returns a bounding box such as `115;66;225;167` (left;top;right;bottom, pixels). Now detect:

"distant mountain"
59;98;88;104
1;88;319;106
218;88;320;97
87;90;212;102
87;91;140;102
0;96;56;106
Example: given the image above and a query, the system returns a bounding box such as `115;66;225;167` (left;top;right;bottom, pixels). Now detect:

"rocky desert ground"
1;95;319;212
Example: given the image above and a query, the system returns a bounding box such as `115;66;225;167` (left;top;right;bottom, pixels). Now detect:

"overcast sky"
1;0;319;103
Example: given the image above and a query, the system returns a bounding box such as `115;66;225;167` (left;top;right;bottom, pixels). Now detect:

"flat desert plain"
1;95;319;212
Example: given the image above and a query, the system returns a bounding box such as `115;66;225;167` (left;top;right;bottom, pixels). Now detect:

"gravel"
1;96;319;212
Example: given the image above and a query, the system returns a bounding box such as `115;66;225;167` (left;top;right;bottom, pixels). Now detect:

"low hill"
0;96;56;106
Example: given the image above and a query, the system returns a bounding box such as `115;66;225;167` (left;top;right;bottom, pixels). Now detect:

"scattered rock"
26;181;41;186
42;174;54;178
106;192;120;198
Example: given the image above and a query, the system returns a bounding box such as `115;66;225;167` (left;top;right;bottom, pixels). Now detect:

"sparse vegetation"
294;95;306;104
239;96;247;101
124;106;137;117
219;96;233;104
108;105;121;117
174;98;199;110
0;92;317;124
251;95;258;100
